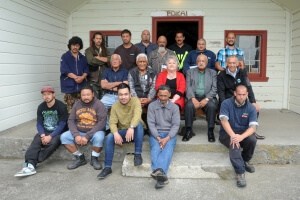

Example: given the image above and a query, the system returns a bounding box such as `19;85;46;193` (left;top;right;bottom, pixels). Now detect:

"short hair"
136;53;148;62
80;84;94;93
235;84;248;92
196;54;208;63
226;55;238;62
68;36;83;50
166;55;179;65
110;54;122;62
117;83;130;92
198;38;206;44
121;29;132;36
157;85;171;93
175;30;185;37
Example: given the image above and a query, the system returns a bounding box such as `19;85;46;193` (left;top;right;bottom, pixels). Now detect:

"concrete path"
2;159;300;200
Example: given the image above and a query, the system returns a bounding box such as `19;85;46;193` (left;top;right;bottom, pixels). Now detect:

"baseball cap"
41;85;55;93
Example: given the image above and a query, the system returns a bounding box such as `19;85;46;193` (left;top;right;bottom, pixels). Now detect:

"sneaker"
67;154;87;170
14;163;36;177
97;167;112;179
150;168;162;180
134;154;143;166
236;173;247;188
245;162;255;173
155;170;169;189
90;156;102;170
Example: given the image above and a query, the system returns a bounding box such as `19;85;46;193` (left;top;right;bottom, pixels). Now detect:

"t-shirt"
114;44;141;70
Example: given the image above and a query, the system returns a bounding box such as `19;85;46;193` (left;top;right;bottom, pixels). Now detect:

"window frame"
89;30;122;50
225;30;269;82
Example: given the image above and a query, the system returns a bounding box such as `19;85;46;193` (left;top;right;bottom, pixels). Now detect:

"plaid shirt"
216;46;244;68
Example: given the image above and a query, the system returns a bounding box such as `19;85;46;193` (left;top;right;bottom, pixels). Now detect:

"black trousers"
184;97;218;130
25;134;61;167
219;133;257;174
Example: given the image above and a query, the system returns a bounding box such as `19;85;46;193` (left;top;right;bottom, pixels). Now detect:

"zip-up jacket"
60;51;89;94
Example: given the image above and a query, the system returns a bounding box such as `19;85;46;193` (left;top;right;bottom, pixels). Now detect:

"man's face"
137;57;148;71
227;57;238;73
197;40;206;51
196;55;208;71
80;89;94;104
121;33;131;45
141;30;150;43
157;36;167;47
71;44;80;54
93;34;103;47
110;55;121;69
42;92;55;103
157;90;170;104
226;33;236;46
175;33;185;46
234;86;248;105
118;88;131;105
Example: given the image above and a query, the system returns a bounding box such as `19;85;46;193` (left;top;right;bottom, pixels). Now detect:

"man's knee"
60;131;73;144
92;131;105;147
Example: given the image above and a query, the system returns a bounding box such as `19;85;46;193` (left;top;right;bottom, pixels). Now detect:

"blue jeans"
60;130;105;147
100;93;118;130
104;122;144;168
149;132;177;174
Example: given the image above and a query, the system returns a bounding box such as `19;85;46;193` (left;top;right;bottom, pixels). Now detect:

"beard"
158;46;166;53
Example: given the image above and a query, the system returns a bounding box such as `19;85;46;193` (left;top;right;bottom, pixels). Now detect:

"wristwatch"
130;125;135;129
205;98;209;101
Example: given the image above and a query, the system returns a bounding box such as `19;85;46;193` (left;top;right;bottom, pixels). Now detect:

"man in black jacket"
217;55;264;140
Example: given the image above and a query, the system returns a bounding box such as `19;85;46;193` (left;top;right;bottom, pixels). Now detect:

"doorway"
152;16;203;49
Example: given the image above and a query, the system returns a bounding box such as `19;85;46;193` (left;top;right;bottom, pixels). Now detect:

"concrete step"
122;152;235;179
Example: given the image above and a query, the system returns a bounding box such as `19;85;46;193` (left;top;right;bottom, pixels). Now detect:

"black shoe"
208;129;215;143
67;154;87;170
90;156;102;170
97;167;112;179
244;162;255;173
236;173;247;188
134;154;143;166
155;170;169;189
182;130;193;142
255;133;265;140
151;168;162;180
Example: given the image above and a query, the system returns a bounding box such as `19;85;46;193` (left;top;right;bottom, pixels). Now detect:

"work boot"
67;154;87;170
134;154;143;166
236;173;247;188
245;162;255;173
90;156;102;170
97;167;112;179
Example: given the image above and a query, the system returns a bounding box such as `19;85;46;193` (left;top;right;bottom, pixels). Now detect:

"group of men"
14;29;264;188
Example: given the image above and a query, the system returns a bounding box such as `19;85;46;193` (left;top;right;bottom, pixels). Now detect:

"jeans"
219;132;257;174
60;130;105;147
104;122;144;168
25;133;61;167
100;93;118;130
149;132;177;174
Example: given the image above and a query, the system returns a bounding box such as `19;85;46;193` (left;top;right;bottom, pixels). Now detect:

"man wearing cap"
15;86;68;177
60;36;89;113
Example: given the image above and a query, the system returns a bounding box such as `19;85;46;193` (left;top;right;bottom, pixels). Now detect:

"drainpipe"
283;10;291;109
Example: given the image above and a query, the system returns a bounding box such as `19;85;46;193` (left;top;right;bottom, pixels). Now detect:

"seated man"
184;54;218;142
97;83;144;179
147;85;180;189
217;55;264;140
128;53;157;133
219;84;258;188
60;85;107;170
15;86;68;177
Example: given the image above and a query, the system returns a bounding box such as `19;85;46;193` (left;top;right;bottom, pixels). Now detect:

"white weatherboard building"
0;0;299;131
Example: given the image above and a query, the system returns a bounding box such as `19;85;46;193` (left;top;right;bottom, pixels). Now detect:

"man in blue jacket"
60;36;89;113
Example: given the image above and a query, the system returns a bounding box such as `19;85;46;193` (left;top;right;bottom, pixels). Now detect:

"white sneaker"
14;163;36;177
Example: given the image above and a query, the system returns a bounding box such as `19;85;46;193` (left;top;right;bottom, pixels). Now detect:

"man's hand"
199;98;208;108
81;137;88;146
140;98;151;107
42;135;52;145
158;136;170;149
230;134;245;148
125;127;134;142
114;132;123;145
75;76;85;84
191;98;201;109
75;136;82;145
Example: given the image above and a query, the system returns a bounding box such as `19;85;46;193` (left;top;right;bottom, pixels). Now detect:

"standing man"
147;85;180;189
219;84;258;188
114;29;141;70
85;32;110;99
184;54;218;142
183;38;216;74
168;31;193;72
60;85;107;170
60;36;89;113
97;83;144;179
217;56;264;139
15;86;68;177
215;32;245;71
135;30;158;56
148;35;176;74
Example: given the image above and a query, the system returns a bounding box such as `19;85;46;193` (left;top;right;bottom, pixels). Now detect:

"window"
225;30;269;82
89;31;122;54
